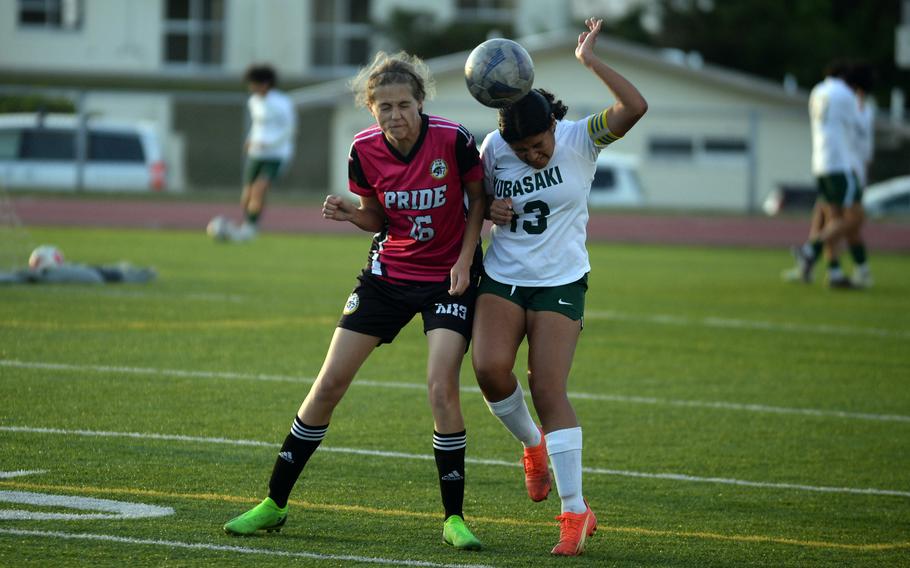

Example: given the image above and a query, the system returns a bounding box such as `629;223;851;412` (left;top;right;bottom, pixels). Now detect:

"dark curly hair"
245;64;277;88
498;89;568;144
845;60;875;93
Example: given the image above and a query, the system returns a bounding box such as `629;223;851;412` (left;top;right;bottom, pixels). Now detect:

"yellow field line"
0;316;334;331
2;480;906;552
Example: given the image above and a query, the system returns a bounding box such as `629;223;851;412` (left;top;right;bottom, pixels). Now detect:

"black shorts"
244;158;286;185
816;171;862;207
338;270;478;345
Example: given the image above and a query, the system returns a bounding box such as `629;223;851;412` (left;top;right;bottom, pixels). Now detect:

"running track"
10;196;910;251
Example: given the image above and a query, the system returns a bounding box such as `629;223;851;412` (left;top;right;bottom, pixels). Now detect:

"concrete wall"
0;0;162;73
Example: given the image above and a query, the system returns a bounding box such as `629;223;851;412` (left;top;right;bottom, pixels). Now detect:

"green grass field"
1;226;909;567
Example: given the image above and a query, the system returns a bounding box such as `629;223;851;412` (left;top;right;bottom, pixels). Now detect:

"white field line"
0;490;174;521
26;287;249;303
3;425;909;499
3;359;908;424
587;310;910;339
0;470;47;479
0;528;494;568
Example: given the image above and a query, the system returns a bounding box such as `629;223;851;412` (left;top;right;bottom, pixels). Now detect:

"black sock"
267;417;328;508
850;243;868;265
828;258;841;270
810;240;824;258
433;430;466;519
246;209;260;225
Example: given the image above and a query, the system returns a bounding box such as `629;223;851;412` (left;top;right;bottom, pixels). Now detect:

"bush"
0;94;76;114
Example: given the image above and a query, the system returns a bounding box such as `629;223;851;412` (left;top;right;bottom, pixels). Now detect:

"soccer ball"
464;38;534;108
206;216;232;241
28;245;64;272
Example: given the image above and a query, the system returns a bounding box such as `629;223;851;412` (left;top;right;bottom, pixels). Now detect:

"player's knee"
528;376;566;406
427;379;459;412
473;357;512;393
309;379;347;409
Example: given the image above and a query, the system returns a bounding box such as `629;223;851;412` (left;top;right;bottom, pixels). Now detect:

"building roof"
288;29;809;108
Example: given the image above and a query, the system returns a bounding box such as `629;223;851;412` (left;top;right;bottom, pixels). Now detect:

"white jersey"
809;77;862;176
850;101;875;186
480;117;607;287
247;89;296;160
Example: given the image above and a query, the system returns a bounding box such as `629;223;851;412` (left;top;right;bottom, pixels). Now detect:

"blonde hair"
350;51;436;109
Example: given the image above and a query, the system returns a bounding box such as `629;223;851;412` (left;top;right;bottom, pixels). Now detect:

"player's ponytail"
498;89;568;143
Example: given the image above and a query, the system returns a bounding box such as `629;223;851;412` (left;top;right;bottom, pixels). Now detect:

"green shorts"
477;272;588;321
244;158;285;186
816;171;862;207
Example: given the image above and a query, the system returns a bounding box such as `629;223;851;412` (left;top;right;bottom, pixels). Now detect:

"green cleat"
442;515;482;550
223;497;288;535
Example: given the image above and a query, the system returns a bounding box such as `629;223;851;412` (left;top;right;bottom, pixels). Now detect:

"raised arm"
576;17;648;138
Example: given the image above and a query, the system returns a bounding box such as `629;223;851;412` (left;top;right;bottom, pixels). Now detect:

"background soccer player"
789;59;867;287
224;51;486;550
235;64;296;241
471;17;647;556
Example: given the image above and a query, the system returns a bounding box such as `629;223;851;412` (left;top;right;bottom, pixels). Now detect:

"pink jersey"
348;114;483;282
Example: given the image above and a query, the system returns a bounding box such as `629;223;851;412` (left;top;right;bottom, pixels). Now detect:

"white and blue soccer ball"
28;245;64;272
464;38;534;108
206;215;231;242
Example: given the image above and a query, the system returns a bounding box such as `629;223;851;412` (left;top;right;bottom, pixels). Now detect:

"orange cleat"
550;501;597;556
521;429;551;502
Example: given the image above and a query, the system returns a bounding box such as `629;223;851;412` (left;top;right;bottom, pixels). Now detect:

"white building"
3;1;898;209
0;0;570;81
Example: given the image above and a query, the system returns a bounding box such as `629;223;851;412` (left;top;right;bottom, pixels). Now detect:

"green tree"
382;8;514;61
606;0;907;107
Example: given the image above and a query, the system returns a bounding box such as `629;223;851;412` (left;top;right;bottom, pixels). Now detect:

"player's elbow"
629;96;648;122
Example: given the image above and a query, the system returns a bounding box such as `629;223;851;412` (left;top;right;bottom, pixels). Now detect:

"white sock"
546;427;585;514
484;384;541;448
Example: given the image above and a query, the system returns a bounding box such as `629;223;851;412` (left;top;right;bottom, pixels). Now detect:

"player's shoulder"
557;116;584;132
479;128;507;155
427;114;473;139
352;124;385;147
556;117;592;143
267;89;292;104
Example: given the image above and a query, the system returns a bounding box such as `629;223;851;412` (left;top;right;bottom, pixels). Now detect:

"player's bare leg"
224;329;378;535
474;294;552;502
526;310;596;555
427;329;482;550
845;204;872;287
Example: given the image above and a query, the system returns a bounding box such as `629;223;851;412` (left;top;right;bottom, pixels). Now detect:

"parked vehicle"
588;152;645;208
0;113;166;192
863;175;910;217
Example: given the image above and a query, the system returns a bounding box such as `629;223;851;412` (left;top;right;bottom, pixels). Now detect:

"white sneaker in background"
231;222;257;242
850;268;874;289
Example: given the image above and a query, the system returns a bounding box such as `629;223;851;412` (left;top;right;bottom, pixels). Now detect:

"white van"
0;113;166;192
588;152;645;208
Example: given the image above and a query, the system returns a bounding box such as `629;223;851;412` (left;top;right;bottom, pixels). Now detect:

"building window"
455;0;514;23
648;136;694;159
163;0;225;67
649;135;749;161
703;137;748;156
18;0;81;30
311;0;372;71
